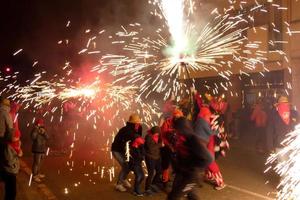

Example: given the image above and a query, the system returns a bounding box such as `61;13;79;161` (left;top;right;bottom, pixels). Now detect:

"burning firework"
265;124;300;200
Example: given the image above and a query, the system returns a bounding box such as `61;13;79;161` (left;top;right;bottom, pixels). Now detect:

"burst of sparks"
265;124;300;200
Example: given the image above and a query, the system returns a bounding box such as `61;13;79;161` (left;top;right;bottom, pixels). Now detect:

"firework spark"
265;124;300;200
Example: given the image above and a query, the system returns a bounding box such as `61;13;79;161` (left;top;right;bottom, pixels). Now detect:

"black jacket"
174;133;213;173
31;126;49;153
144;133;162;160
111;122;142;154
129;144;145;169
267;108;297;149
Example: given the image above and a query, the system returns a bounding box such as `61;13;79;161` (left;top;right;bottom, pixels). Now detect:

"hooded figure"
111;114;142;192
167;117;212;200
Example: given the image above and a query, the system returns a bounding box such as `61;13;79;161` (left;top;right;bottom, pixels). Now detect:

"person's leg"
3;172;17;200
145;157;155;191
133;164;144;194
152;158;162;186
112;151;129;184
161;147;171;183
32;153;41;176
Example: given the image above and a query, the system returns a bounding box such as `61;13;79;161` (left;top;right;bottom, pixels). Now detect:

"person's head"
198;106;212;123
35;119;44;127
172;108;184;119
149;126;161;135
128;114;141;124
1;98;10;108
173;117;194;136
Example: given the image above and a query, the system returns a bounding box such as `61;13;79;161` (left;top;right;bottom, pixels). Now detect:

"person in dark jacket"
0;98;18;200
111;114;142;192
31;119;49;183
168;117;213;200
144;126;162;194
129;135;145;196
266;96;298;156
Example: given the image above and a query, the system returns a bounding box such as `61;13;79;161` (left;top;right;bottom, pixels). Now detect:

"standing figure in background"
267;96;297;158
0;98;19;200
251;99;267;153
111;114;142;192
31;119;49;183
144;126;162;195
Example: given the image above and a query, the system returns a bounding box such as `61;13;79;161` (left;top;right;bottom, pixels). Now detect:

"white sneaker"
115;184;127;192
123;180;131;188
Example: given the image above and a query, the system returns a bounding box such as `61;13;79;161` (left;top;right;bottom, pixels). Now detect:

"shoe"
115;184;127;192
33;176;42;183
38;174;46;178
122;180;131;188
133;191;144;196
214;184;226;190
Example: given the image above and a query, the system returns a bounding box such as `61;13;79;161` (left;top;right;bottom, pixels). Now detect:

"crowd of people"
111;90;299;200
111;90;231;199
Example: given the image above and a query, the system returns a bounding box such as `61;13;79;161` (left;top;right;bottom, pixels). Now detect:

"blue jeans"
112;151;130;184
131;163;144;194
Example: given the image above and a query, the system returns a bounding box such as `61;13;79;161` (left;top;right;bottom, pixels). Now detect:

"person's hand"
39;127;46;134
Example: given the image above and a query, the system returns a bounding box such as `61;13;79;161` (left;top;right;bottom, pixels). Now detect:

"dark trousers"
132;164;144;194
145;157;161;190
32;153;45;176
1;171;17;200
112;151;129;184
167;170;200;200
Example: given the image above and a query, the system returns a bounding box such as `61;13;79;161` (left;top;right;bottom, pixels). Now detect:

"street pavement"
19;133;278;200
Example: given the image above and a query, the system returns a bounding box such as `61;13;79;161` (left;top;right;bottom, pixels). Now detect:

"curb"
20;159;58;200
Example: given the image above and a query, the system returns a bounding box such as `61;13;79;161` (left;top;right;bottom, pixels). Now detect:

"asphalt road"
22;133;278;200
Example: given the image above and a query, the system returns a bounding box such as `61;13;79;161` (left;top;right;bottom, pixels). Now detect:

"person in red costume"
9;102;22;157
160;109;184;187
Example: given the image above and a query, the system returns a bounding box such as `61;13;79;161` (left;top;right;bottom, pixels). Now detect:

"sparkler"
265;124;300;200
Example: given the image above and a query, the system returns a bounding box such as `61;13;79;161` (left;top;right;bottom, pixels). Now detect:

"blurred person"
251;99;267;153
160;109;183;188
9;102;23;157
144;126;162;195
194;106;227;190
0;98;19;200
111;114;142;192
167;117;213;200
129;135;145;196
31;119;49;183
267;96;297;156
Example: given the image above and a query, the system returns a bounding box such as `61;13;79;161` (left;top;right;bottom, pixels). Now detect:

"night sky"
0;0;149;75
